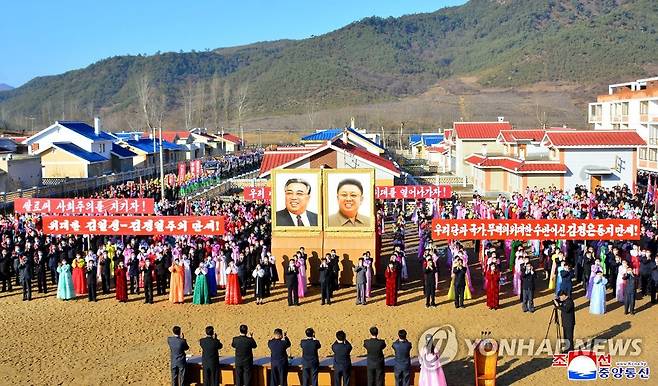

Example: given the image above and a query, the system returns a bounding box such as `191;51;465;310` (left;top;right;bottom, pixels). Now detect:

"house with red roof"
446;119;513;179
465;129;645;194
259;137;400;186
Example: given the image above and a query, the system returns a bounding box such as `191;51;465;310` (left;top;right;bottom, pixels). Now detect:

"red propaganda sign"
14;198;155;215
375;185;452;200
177;162;186;183
243;186;271;201
431;219;640;241
195;159;203;178
42;216;225;236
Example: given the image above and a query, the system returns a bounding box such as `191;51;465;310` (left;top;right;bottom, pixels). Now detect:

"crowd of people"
169;324;447;386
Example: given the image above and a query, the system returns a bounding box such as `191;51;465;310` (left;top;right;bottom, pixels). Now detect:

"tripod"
544;305;562;350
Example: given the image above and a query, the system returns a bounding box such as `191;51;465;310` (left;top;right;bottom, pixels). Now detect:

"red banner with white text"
42;216;225;236
431;219;640;241
178;162;186;183
242;185;453;201
375;185;452;200
243;186;271;201
15;198;155;215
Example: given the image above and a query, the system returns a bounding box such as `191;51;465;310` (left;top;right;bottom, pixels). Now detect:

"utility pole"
398;122;404;150
159;127;165;200
381;126;385;149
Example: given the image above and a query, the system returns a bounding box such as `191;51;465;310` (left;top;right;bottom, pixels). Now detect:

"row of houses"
22;118;242;179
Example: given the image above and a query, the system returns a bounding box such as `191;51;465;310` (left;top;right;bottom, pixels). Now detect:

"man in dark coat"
639;251;653;296
392;329;412;386
168;326;189;386
453;258;466;308
127;255;140;294
559;263;574;297
86;258;97;302
18;256;32;301
155;252;168;295
423;258;437;307
363;326;386;386
521;263;536;313
331;330;352;386
200;325;223;386
231;324;257;386
300;328;321;386
650;256;658;304
268;328;291;386
318;256;331;305
0;249;11;292
141;258;155;304
285;261;299;306
623;267;637;315
555;291;575;352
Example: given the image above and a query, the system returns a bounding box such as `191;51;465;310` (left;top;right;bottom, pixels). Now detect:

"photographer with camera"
554;291;575;352
521;262;536;313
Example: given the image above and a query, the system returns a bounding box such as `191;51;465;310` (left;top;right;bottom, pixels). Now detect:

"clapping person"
86;257;97;302
364;326;386;386
319;256;331;305
423;257;437;308
141;258;155;304
354;258;366;305
232;325;257;386
286;259;299;306
200;326;223;386
392;330;412;386
300;328;321;386
331;330;352;386
252;263;266;305
268;328;291;386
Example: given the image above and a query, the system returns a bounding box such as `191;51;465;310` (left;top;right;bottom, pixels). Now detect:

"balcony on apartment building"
611;115;629;123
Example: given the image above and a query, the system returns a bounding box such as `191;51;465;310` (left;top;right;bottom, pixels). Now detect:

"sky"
0;0;466;87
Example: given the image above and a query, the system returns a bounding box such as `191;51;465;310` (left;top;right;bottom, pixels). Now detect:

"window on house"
622;102;629;116
31;143;39;152
639;148;647;160
640;100;649;115
650;149;657;161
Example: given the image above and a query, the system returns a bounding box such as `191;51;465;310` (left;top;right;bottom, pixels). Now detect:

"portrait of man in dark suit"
275;178;318;227
327;178;371;228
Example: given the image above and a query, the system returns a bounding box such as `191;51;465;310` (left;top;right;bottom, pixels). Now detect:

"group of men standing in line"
168;325;415;386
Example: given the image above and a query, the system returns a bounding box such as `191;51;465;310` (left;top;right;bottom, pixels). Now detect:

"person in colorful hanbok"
115;261;128;303
205;257;217;297
418;334;448;386
296;253;307;298
589;270;607;315
586;260;602;299
192;265;211;305
168;259;185;304
182;255;192;296
616;260;629;303
252;263;266;305
56;259;75;300
72;255;87;296
225;261;242;305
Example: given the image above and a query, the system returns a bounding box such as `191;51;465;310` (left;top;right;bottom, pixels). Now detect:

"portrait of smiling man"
275;178;318;226
328;178;371;227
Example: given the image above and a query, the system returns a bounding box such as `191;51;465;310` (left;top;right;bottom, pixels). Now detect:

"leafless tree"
536;103;549;129
136;73;166;130
236;82;249;143
194;80;207;128
210;74;222;131
223;80;231;127
182;77;195;129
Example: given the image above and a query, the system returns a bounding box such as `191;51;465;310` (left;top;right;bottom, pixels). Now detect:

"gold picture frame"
271;169;323;232
323;168;375;232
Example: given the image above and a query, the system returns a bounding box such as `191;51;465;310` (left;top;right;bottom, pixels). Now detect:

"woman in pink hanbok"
419;334;448;386
296;253;307;298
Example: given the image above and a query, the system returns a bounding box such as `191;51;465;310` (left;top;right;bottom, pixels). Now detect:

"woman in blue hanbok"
56;259;75;300
205;257;217;297
589;270;607;315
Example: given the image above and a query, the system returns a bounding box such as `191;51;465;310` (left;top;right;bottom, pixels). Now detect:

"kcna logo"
418;325;459;366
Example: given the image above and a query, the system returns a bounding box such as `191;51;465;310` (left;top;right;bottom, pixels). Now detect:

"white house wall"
563;148;634;191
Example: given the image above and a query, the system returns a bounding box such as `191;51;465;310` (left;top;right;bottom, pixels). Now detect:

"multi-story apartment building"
588;77;658;172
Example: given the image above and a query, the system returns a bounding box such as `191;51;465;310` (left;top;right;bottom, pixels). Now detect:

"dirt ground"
1;233;656;385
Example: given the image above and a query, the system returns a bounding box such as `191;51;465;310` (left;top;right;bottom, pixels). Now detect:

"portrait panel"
323;169;375;232
272;169;322;231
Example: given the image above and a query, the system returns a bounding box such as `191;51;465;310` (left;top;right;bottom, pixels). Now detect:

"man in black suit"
363;326;386;386
285;260;299;306
623;267;637;315
300;328;321;386
86;258;97;302
555;291;575;352
391;330;412;386
268;328;291;386
319;256;331;305
141;258;155;304
521;263;536;313
453;258;466;308
651;256;658;304
167;326;189;386
155;252;168;295
331;330;352;386
275;179;318;227
200;326;223;386
18;256;32;301
231;324;257;386
35;250;48;294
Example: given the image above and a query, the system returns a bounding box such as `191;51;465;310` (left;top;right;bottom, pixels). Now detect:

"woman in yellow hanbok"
547;250;559;290
447;258;472;300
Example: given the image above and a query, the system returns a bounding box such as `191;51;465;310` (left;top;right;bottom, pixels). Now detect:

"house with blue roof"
116;138;186;169
23;118;116;178
301;127;384;155
408;132;444;159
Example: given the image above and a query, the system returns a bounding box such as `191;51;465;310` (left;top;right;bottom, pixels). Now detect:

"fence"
1;157;261;211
